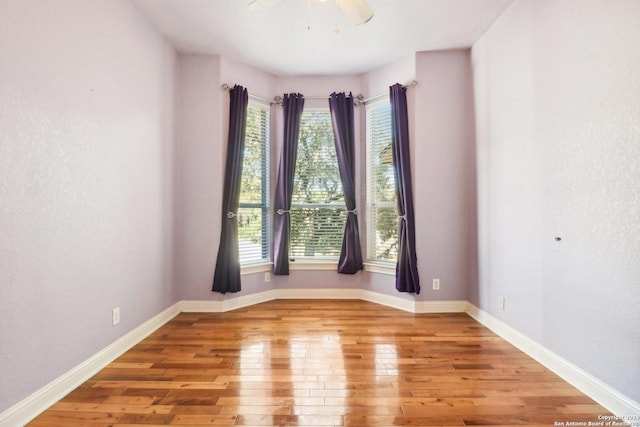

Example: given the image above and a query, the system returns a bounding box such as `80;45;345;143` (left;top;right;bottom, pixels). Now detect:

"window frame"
236;98;401;274
238;101;271;271
289;107;346;266
365;98;397;273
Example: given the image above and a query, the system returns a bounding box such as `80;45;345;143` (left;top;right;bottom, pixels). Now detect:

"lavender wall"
175;55;224;301
0;0;177;412
472;0;640;402
413;51;477;302
361;54;416;97
359;53;476;302
176;56;279;300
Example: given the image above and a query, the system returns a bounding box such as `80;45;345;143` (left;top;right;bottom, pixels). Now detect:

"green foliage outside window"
367;103;398;262
290;111;345;259
238;105;269;264
237;103;399;265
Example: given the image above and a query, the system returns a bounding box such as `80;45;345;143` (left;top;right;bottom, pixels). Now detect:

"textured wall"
176;55;281;301
175;55;225;301
472;0;640;402
0;0;177;412
413;50;477;301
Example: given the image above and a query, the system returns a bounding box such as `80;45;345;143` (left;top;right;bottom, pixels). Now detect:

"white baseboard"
360;289;416;312
275;288;427;313
183;291;478;315
416;299;467;313
181;289;277;313
179;299;223;312
0;302;181;427
465;303;640;417
183;288;416;313
275;287;363;300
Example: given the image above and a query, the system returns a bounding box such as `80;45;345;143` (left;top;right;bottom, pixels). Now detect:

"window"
290;110;346;261
366;101;398;263
238;103;270;265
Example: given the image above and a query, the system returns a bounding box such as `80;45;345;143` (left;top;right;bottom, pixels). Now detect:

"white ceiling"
132;0;514;76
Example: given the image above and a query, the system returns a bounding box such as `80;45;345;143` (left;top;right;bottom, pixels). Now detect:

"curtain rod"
221;84;275;105
272;93;365;106
358;80;419;105
221;84;364;107
221;80;418;107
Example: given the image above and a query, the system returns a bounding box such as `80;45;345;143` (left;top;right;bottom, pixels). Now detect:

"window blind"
238;104;270;265
366;101;398;263
290;110;346;260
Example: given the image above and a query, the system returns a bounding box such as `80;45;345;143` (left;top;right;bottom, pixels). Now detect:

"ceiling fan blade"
337;0;374;25
248;0;282;11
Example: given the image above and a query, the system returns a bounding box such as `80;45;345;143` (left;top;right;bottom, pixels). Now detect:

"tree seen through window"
290;110;346;260
237;104;270;265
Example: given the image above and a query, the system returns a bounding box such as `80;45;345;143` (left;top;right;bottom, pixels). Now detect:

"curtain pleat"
273;93;305;275
329;92;363;274
212;85;249;293
390;83;420;294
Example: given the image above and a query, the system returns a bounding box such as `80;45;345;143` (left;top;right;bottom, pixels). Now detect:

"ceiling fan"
248;0;374;26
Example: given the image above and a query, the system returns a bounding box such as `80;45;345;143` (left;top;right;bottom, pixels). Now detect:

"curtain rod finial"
221;83;231;91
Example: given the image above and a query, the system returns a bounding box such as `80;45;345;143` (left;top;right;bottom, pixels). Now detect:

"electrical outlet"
112;307;120;326
264;272;271;283
499;297;505;311
432;278;440;290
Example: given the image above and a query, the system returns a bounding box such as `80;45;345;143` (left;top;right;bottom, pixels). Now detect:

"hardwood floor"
29;300;612;426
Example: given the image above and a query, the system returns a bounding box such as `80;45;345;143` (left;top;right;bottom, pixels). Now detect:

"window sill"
240;261;341;274
364;262;396;276
289;261;338;271
240;262;272;276
241;261;396;274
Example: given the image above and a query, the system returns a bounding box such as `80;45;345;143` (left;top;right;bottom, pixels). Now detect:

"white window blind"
290;110;346;260
238;103;270;265
366;101;398;263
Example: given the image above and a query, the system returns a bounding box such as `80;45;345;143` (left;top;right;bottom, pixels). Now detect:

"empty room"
1;0;638;426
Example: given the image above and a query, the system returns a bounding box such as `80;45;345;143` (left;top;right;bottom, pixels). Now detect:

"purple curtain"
390;83;420;294
212;85;248;293
329;92;363;274
273;93;305;275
